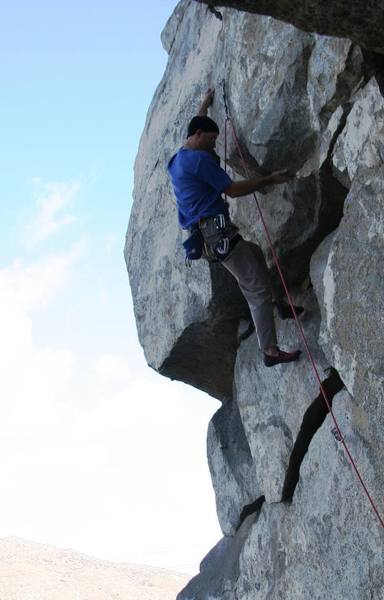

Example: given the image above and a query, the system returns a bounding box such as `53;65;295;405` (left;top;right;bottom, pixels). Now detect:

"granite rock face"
198;0;384;54
332;77;384;185
311;77;384;411
126;1;384;598
181;391;384;600
125;0;362;399
207;398;261;535
234;290;330;505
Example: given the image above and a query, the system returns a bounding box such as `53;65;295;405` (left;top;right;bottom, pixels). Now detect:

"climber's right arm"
224;170;294;198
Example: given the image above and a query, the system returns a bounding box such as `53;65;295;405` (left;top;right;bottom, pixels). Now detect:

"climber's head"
186;116;219;152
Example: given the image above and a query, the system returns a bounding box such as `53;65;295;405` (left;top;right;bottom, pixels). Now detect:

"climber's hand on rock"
198;88;215;116
203;87;215;106
270;169;295;184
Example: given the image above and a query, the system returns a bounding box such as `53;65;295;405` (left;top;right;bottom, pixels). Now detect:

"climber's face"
196;130;219;152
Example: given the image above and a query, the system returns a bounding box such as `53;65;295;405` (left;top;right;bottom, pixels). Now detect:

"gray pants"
199;217;277;350
222;239;277;350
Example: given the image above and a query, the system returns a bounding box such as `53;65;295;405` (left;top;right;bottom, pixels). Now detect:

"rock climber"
167;88;302;367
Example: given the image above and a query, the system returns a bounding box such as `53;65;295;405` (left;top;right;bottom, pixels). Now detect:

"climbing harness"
222;80;384;531
213;214;230;255
183;214;231;266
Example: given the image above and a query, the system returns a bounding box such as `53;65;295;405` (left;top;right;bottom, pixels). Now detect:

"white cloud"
0;240;86;313
95;353;135;383
0;246;83;431
104;232;119;253
27;176;42;185
24;181;80;247
0;243;221;574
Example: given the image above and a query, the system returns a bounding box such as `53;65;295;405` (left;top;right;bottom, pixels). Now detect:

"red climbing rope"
223;107;384;531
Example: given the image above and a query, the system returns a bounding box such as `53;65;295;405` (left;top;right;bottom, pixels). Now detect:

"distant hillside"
0;537;189;600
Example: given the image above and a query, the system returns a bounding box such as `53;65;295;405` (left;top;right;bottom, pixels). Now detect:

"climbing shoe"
275;302;304;320
263;348;301;367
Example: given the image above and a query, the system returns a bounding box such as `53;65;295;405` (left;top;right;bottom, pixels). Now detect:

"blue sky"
0;0;221;574
1;1;176;259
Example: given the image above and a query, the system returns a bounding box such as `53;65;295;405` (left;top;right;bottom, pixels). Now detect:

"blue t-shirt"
167;148;232;229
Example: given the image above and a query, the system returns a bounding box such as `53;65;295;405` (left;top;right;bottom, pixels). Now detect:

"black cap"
187;116;219;138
